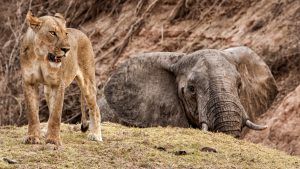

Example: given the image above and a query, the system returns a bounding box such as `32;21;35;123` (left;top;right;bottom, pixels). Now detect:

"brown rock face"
245;85;300;156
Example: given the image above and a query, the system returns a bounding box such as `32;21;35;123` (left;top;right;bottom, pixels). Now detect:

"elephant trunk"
206;93;267;137
207;96;243;137
203;77;267;137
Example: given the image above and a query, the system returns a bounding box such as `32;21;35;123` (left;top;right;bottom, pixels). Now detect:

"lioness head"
26;11;70;63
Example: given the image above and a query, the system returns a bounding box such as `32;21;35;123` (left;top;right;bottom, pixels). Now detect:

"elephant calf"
100;46;278;138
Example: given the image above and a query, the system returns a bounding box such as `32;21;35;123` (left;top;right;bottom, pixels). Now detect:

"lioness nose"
61;47;70;53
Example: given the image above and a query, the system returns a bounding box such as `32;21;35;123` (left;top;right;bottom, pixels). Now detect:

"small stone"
3;157;18;164
201;146;217;153
174;150;187;155
155;146;166;151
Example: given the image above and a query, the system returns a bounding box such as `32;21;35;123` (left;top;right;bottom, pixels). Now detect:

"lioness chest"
22;53;77;87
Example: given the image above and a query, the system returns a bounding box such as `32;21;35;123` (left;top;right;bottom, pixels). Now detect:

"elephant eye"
237;81;242;97
187;85;195;93
237;78;242;90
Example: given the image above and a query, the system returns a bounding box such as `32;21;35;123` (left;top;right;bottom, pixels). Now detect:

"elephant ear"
223;46;278;120
103;52;190;127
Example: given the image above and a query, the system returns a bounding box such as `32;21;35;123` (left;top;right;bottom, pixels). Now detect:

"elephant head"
101;46;278;137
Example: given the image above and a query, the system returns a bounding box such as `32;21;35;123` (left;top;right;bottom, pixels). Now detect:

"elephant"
100;46;278;137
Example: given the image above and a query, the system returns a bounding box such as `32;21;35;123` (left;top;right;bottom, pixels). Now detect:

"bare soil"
245;85;300;156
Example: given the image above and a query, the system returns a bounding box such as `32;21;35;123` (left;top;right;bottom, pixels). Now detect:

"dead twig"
63;112;81;123
0;95;23;125
168;0;186;22
135;0;147;16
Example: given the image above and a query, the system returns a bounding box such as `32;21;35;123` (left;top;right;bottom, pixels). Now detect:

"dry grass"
0;122;299;169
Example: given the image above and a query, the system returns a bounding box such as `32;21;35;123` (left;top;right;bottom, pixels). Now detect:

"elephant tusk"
245;120;267;130
201;123;208;131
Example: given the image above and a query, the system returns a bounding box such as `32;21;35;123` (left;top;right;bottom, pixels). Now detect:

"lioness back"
67;28;95;65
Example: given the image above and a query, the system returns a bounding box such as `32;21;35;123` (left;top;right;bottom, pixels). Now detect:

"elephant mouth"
180;88;267;137
47;53;65;63
201;97;267;137
201;114;266;138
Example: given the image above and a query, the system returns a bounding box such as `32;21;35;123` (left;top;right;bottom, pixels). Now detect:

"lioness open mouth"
48;53;64;63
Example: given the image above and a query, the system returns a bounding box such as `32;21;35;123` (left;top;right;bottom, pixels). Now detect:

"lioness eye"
49;31;56;36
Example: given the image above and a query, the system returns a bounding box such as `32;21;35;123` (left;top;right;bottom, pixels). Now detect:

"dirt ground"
0;0;299;156
245;84;300;156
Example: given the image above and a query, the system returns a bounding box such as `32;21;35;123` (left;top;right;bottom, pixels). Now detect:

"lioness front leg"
45;84;64;146
44;86;51;112
23;83;41;144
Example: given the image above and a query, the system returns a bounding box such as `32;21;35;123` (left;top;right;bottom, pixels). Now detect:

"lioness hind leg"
80;92;89;132
23;83;41;144
76;76;102;142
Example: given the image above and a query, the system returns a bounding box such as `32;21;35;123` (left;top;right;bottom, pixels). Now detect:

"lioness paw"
87;133;103;142
46;137;62;146
81;122;89;133
23;136;41;144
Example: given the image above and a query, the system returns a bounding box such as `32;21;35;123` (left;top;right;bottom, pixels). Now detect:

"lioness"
20;11;102;145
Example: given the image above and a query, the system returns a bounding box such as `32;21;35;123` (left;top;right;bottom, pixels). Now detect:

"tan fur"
20;11;102;145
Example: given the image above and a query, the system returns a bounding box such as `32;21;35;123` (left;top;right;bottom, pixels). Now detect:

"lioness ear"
54;13;66;24
26;11;42;31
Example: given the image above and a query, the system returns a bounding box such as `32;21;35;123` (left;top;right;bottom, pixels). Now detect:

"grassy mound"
0;122;299;169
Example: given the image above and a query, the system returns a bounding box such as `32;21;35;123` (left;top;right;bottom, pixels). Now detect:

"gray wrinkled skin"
100;46;278;137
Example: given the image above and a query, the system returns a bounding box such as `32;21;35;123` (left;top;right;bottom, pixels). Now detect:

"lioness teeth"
48;53;63;63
